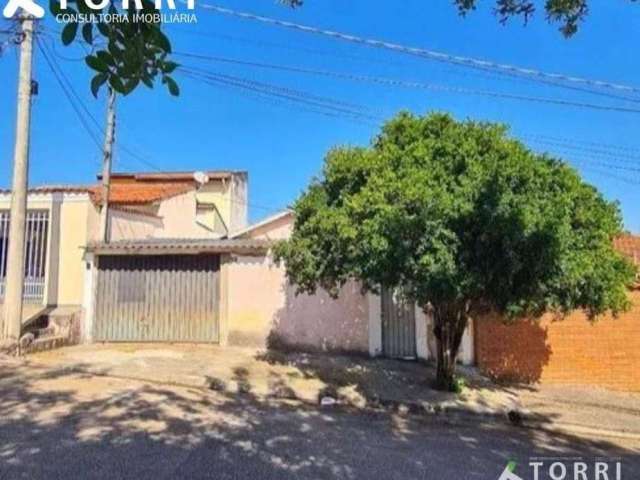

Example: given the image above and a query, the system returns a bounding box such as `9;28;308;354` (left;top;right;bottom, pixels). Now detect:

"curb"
523;419;640;441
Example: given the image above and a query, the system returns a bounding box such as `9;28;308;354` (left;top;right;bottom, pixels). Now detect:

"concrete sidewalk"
514;384;640;437
26;344;518;421
24;344;640;439
2;358;638;479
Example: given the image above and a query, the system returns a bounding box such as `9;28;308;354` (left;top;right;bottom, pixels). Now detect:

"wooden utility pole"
99;87;116;243
3;16;35;342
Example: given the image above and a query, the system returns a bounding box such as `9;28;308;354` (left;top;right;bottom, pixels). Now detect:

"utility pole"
3;15;35;343
99;87;116;243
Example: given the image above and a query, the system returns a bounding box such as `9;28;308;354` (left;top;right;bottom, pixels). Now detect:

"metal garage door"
381;287;417;359
94;255;219;342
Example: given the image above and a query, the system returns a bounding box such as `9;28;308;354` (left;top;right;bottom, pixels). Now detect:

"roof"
0;185;93;195
230;210;293;239
86;238;273;256
89;182;195;206
614;234;640;265
97;171;246;181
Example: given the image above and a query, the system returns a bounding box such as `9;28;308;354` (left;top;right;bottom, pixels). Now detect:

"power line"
39;34;172;173
35;39;291;217
167;26;410;68
36;36;104;154
579;166;640;186
179;69;376;126
526;138;640;164
182;64;375;113
179;66;382;123
190;2;640;98
568;157;640;174
522;133;640;155
175;52;640;115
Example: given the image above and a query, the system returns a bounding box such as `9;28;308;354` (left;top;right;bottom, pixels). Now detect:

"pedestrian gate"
381;287;417;359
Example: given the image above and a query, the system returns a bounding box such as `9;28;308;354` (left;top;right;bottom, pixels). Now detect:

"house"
0;185;94;331
0;170;248;340
83;201;475;363
5;169;636;392
1;169;475;363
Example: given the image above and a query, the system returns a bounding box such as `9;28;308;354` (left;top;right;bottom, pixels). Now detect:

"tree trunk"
430;302;469;391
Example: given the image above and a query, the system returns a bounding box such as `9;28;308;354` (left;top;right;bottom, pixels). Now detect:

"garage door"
94;255;219;342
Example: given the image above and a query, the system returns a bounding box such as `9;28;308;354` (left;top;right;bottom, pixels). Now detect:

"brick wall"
475;290;640;392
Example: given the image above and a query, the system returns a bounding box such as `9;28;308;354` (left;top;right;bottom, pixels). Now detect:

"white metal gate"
0;210;49;303
381;287;417;359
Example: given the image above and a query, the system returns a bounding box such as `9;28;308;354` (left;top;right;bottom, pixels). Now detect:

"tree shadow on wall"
477;316;552;385
267;281;370;355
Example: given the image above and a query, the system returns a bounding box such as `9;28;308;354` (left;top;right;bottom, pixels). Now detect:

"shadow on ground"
1;359;638;479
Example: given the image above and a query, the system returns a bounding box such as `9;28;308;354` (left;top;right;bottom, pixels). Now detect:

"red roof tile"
89;182;195;206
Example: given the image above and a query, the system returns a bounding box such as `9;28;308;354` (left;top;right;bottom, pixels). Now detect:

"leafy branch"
50;0;180;97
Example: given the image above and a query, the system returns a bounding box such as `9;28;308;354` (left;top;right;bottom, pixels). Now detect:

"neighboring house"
0;170;248;336
0;185;95;327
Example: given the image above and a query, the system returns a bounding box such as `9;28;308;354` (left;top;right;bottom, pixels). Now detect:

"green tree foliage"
50;0;179;97
274;112;636;390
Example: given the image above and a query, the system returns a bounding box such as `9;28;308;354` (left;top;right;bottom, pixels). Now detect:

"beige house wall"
196;174;248;234
224;253;370;352
0;192;92;308
224;213;369;353
56;197;91;306
108;209;159;241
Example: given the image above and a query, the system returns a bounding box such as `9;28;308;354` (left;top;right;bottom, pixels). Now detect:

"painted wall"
0;193;92;307
154;191;211;239
56;196;92;305
224;253;370;352
224;215;369;352
108;209;159;241
196;174;247;234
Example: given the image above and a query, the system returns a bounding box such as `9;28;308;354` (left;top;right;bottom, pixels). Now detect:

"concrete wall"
153;191;211;239
475;289;640;392
56;196;92;306
224;253;370;352
223;214;369;352
108;209;159;241
196;173;247;234
0;192;91;308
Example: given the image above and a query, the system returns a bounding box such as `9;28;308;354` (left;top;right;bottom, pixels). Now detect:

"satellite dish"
193;171;210;185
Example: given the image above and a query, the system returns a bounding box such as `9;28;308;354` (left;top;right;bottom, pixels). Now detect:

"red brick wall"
475;290;640;392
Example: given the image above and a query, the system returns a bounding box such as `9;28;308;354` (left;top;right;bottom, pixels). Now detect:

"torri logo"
498;461;524;480
2;0;195;19
3;0;45;18
498;459;623;480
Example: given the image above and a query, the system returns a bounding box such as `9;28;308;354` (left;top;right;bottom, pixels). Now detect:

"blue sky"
1;0;639;229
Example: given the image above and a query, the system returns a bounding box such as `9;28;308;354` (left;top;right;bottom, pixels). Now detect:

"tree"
50;0;179;97
274;112;636;391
